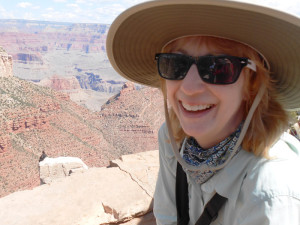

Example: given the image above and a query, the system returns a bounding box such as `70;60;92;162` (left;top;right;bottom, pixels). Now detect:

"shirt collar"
201;150;257;206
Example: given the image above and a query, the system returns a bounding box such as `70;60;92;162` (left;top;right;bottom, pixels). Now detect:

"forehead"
171;41;221;56
163;36;247;57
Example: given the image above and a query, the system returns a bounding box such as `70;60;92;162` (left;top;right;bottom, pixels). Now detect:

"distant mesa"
34;73;126;110
37;74;81;91
15;53;43;64
75;72;125;93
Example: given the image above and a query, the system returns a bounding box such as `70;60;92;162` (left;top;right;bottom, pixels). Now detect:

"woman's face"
165;38;246;148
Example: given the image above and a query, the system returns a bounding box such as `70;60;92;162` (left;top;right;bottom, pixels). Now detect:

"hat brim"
107;0;300;110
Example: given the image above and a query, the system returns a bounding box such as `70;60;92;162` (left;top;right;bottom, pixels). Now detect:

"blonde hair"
160;36;289;157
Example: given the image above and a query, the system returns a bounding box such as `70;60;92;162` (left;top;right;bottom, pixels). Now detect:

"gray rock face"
76;73;124;93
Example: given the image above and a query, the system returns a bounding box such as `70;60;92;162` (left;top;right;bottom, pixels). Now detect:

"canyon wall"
0;74;164;198
99;82;164;156
0;19;126;111
0;19;118;81
0;29;165;199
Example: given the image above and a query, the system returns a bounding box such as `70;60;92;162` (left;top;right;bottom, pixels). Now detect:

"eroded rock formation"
0;20;125;112
0;45;164;198
0;77;164;198
0;76;116;197
0;46;13;77
0;20;115;82
99;82;164;158
38;75;81;91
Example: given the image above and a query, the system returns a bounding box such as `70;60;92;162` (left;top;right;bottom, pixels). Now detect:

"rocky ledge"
0;150;159;225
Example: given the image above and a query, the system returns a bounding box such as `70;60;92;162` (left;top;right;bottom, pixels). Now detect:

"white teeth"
182;102;212;111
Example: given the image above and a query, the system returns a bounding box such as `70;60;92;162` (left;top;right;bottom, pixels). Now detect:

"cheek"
216;77;246;112
230;72;247;101
165;80;181;113
165;80;177;100
228;79;246;116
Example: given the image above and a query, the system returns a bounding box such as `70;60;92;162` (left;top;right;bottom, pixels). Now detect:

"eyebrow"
171;48;225;57
171;48;188;54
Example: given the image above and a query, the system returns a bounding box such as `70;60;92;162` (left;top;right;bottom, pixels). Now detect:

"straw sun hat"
107;0;300;111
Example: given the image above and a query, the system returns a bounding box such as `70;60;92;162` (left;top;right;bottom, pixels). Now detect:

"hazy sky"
0;0;299;24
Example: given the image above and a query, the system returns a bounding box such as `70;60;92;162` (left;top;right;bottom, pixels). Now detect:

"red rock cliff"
0;78;164;198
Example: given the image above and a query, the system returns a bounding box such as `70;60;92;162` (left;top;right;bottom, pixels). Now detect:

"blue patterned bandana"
182;123;243;184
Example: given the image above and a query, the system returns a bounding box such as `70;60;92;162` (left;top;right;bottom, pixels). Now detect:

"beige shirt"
154;123;300;225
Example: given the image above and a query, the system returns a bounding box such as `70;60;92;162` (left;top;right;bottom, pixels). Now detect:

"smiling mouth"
181;102;213;112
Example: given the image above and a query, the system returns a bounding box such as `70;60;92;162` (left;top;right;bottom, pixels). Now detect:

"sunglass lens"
198;57;241;84
158;54;190;80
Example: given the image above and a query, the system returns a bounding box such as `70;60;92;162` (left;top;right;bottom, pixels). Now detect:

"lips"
181;102;213;112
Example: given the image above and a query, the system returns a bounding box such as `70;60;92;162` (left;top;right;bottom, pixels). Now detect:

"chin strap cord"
164;84;266;172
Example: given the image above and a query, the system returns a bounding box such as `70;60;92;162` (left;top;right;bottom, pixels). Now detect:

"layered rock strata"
99;82;164;158
0;20;118;83
0;20;126;112
0;76;116;197
0;77;164;198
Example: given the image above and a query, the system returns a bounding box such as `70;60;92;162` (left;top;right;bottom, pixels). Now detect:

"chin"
181;123;210;139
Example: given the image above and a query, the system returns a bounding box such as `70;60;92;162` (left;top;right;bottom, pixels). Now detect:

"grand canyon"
0;19;164;198
0;19;130;111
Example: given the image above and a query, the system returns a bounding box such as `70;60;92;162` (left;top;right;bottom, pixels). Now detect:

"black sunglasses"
155;53;256;85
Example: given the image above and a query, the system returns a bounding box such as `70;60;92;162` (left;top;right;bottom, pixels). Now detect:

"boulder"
110;150;159;196
39;156;88;184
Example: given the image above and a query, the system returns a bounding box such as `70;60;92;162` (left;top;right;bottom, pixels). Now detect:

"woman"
106;0;300;224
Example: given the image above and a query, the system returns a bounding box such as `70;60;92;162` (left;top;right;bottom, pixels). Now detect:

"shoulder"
236;137;300;224
246;157;300;200
157;123;178;175
242;134;300;201
158;122;169;140
158;123;176;159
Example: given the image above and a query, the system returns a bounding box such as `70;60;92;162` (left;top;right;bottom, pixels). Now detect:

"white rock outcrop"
39;156;88;184
0;47;13;77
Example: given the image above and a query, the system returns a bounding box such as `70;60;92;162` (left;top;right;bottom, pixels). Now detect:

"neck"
195;120;244;149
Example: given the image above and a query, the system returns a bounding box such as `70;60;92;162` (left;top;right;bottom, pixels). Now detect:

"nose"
180;64;206;95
